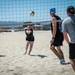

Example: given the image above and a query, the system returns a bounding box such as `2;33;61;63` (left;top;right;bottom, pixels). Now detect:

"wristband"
52;37;55;39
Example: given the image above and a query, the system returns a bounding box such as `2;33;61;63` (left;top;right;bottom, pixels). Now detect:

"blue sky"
0;0;75;22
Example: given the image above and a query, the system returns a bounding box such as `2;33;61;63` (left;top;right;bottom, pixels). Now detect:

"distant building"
42;24;51;30
23;22;51;30
33;25;43;30
23;22;43;30
0;21;23;32
0;21;51;32
23;22;34;27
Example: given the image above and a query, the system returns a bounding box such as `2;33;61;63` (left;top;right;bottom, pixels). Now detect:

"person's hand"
50;39;54;44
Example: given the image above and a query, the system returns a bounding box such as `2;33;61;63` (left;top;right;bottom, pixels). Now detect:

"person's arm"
63;32;70;45
25;28;27;34
52;17;57;39
31;28;33;33
50;17;57;43
62;20;70;45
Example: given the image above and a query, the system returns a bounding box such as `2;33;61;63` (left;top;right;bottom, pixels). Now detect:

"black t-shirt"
25;28;34;41
25;29;33;35
25;29;34;38
51;15;62;36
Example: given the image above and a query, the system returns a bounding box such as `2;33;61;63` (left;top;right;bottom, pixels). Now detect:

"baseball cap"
50;8;56;13
67;6;75;14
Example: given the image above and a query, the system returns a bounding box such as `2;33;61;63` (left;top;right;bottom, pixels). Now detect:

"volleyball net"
0;0;75;29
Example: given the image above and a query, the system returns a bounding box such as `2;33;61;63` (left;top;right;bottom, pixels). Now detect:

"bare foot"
23;51;27;55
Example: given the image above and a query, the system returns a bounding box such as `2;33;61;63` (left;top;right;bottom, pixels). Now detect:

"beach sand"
0;31;75;75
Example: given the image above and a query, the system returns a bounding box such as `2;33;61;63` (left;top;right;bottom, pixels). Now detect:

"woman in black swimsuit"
24;25;34;55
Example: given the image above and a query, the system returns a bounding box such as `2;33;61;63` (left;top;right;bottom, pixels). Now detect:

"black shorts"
69;43;75;59
51;34;63;46
26;36;34;41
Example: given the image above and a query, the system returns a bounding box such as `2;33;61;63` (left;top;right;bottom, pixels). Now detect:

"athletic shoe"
60;59;65;64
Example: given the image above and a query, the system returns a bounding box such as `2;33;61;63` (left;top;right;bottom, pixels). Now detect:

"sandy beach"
0;31;75;75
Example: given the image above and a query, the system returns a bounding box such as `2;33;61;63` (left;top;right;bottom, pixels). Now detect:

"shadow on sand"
29;54;70;65
29;54;47;58
60;62;70;65
0;55;6;57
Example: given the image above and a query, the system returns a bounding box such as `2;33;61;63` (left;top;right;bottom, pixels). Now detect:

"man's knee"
50;46;54;50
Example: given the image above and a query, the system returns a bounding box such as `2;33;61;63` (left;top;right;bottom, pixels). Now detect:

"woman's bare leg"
28;42;34;55
24;41;29;55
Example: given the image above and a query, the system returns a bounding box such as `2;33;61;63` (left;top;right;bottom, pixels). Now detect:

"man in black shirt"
50;8;65;64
